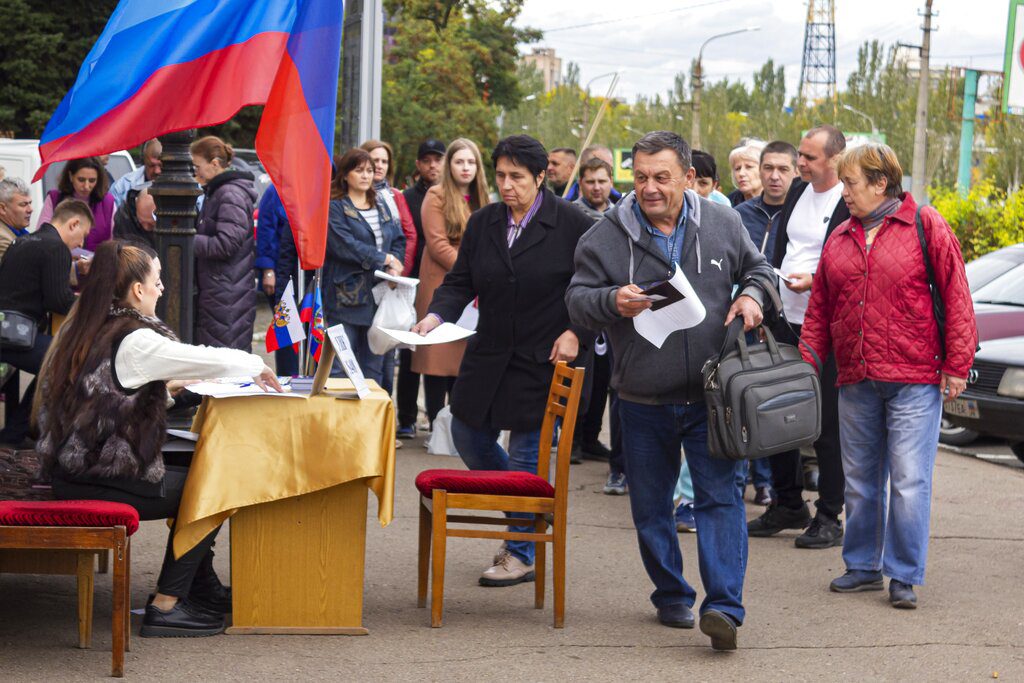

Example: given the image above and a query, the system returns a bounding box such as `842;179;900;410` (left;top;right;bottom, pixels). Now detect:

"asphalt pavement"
2;431;1022;681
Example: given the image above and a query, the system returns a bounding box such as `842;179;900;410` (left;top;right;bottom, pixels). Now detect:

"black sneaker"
579;439;612;461
140;598;225;637
747;504;811;537
889;580;917;609
794;514;844;549
569;442;582;464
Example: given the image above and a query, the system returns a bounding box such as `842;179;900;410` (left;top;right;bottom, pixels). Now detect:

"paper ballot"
373;270;419;288
633;263;706;348
380;323;475;347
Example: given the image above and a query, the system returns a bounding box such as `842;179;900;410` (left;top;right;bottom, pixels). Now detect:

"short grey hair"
0;177;30;204
141;138;162;159
632;131;691;172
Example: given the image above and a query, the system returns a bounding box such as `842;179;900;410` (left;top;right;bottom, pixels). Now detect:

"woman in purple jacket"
38;157;115;252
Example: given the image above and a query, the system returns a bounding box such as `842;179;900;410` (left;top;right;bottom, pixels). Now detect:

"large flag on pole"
34;0;343;269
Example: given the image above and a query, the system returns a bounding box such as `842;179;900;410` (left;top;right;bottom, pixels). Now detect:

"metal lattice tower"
799;0;837;105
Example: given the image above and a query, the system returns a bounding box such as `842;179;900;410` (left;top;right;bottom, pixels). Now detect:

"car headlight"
997;368;1024;398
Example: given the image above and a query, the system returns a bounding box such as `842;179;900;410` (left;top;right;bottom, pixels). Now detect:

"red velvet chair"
415;361;585;628
0;500;137;677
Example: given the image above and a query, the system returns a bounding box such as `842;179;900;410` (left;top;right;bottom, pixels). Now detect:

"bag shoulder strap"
915;205;947;350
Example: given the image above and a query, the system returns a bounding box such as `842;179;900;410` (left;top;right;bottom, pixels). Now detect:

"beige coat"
0;224;17;262
412;186;467;376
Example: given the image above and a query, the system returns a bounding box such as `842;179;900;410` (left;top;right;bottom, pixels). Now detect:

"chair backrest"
536;361;586;506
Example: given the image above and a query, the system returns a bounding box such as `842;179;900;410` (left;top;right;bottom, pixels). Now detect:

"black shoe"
656;603;695;629
189;582;232;614
699;610;738;651
889;580;917;609
794;514;844;549
140;599;225;637
747;504;811;537
569;442;582;464
189;564;232;614
579;439;611;461
753;485;774;507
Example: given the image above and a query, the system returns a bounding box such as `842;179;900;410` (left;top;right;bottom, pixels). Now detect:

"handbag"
702;319;822;461
0;310;37;350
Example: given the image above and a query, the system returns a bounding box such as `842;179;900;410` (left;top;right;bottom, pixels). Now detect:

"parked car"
0;139;136;229
965;243;1024;291
940;250;1024;446
944;334;1024;464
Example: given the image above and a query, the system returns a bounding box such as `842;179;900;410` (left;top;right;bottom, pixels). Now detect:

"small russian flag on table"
266;279;306;353
300;279;325;363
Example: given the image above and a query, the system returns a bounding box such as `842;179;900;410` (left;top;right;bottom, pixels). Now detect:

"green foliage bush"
930;181;1024;262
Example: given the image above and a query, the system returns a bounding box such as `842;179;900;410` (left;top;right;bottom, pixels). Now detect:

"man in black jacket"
396;138;445;438
747;125;850;549
0;199;92;447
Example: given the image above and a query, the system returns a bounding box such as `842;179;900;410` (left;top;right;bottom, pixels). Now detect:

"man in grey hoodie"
566;131;776;651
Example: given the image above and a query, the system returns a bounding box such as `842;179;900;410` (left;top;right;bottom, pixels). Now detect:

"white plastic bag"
426;406;459;456
368;281;416;354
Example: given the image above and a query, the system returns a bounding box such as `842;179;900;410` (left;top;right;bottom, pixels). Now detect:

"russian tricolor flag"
35;0;342;269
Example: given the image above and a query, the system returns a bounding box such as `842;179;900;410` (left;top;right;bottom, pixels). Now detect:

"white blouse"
114;328;265;390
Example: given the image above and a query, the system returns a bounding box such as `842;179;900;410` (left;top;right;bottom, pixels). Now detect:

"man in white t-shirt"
747;125;851;549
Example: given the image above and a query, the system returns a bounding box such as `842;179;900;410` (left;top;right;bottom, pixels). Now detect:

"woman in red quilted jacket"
800;143;976;609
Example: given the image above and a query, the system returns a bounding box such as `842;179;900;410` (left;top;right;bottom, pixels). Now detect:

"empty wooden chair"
415;361;585;628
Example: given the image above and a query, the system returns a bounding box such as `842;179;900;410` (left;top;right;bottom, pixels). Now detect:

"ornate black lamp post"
150;129;201;342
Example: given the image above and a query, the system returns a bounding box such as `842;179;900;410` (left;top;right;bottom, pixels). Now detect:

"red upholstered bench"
0;500;138;678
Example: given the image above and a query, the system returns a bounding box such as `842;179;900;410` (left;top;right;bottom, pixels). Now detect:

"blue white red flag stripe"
36;0;342;270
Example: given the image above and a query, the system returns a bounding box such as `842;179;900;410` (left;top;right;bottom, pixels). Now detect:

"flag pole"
297;267;306;364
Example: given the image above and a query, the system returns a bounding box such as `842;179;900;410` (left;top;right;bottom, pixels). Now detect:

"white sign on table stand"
324;323;372;399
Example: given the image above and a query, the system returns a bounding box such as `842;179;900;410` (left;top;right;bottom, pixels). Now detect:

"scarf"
861;197;901;231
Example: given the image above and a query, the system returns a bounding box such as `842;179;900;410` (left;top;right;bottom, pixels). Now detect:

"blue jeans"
838;381;942;586
619;400;747;623
330;324;385;385
450;415;542;565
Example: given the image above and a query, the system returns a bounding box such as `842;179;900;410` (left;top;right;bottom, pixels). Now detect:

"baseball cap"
417;139;446;159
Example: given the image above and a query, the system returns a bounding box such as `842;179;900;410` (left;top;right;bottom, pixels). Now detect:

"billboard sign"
1003;0;1024;114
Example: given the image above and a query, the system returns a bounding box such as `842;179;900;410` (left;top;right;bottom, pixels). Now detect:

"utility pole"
691;27;759;150
340;0;383;150
911;0;935;202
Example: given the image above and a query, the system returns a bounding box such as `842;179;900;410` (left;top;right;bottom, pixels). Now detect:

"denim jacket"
324;195;406;326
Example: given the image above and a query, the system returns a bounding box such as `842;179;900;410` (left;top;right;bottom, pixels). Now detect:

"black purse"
0;310;38;350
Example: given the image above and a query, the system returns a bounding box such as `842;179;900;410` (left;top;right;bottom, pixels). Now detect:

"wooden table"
173;379;396;635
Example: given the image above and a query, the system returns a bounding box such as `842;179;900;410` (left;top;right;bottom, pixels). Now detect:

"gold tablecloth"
173;379;396;559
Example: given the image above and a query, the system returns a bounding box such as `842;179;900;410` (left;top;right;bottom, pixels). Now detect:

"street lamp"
582;71;621;140
691;26;759;150
150;129;201;342
841;104;879;135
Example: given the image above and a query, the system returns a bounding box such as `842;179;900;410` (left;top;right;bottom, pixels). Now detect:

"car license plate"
944;398;979;420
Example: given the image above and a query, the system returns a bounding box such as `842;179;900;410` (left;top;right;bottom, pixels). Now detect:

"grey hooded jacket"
565;189;776;405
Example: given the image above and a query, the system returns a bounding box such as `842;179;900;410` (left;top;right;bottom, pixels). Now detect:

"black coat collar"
486;187;557;270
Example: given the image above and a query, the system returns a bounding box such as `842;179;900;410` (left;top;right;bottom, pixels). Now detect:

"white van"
0;139;136;230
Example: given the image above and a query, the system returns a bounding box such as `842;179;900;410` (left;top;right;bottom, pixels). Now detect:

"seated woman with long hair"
33;241;282;638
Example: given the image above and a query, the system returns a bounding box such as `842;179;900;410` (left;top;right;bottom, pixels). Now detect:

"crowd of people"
0;121;977;649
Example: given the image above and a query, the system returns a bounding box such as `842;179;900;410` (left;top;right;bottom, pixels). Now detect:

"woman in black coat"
412;135;593;587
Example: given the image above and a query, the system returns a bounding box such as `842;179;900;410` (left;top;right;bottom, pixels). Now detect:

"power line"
540;0;737;33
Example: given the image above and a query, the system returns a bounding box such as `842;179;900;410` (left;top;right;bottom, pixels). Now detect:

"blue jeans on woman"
619;399;747;624
837;381;943;586
331;323;385;385
450;415;541;566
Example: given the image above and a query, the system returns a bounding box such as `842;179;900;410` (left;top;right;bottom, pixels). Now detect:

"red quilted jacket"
800;193;976;386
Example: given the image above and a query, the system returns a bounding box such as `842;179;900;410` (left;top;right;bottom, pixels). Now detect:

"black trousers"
0;332;52;443
423;374;456;426
580;349;612;443
768;322;844;520
53;466;221;598
396;348;420;428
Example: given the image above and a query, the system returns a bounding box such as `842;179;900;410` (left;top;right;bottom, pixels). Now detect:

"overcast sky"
515;0;1008;101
